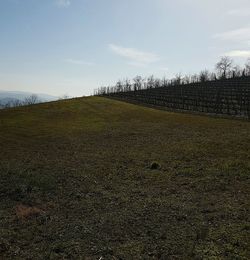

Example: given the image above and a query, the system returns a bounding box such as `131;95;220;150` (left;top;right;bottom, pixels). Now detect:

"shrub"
150;162;161;170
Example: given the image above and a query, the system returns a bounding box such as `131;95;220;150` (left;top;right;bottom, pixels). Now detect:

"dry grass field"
0;97;249;259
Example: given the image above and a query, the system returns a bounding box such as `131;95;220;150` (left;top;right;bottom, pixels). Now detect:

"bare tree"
210;72;217;81
216;56;233;78
12;99;23;107
147;75;155;89
116;80;123;92
162;77;168;87
24;94;39;105
154;78;161;88
245;58;250;76
199;70;210;82
133;76;143;91
173;73;182;85
190;74;199;83
183;75;191;84
124;79;131;92
232;65;243;78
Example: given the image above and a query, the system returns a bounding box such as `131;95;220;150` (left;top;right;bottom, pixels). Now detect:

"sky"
0;0;250;97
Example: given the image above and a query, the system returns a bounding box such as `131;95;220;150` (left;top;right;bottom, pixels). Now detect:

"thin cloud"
159;67;169;72
64;59;95;66
109;44;159;66
127;62;148;68
224;50;250;58
56;0;71;8
213;27;250;42
227;9;250;16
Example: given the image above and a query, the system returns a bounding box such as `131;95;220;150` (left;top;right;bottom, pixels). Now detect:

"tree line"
0;94;72;109
0;94;41;109
94;57;250;95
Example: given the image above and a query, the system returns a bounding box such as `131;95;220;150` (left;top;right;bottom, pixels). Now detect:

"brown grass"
15;204;43;219
0;97;249;259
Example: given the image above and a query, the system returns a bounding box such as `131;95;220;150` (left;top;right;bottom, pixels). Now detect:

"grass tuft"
149;161;161;170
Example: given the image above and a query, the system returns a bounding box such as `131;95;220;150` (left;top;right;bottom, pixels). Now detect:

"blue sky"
0;0;250;96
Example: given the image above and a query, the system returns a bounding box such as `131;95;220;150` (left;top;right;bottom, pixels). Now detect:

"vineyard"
104;76;250;119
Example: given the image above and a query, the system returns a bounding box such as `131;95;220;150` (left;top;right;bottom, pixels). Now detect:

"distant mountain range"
0;90;58;107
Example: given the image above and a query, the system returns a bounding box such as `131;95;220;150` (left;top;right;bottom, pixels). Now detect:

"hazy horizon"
1;0;250;97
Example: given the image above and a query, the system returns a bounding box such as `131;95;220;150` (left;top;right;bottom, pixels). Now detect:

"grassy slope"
0;97;249;259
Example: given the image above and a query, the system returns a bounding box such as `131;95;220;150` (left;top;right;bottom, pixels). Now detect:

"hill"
0;97;249;259
0;90;58;107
